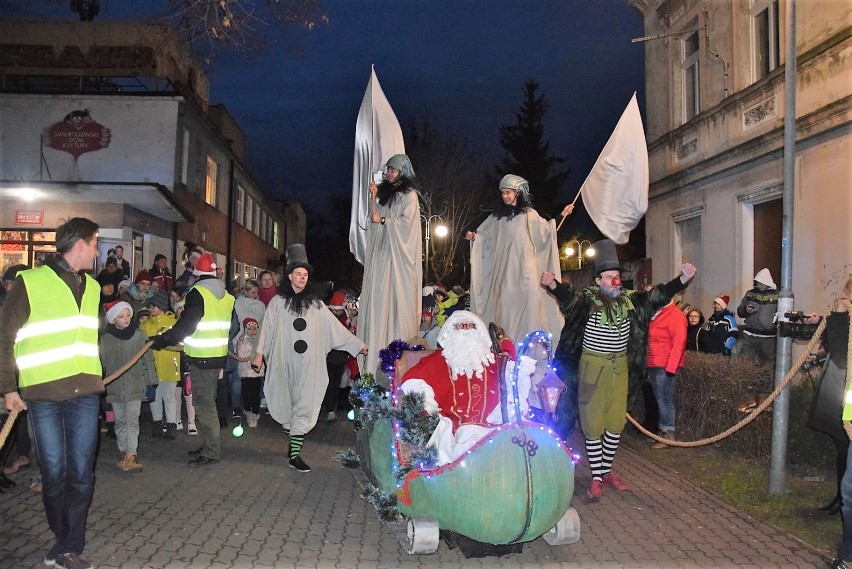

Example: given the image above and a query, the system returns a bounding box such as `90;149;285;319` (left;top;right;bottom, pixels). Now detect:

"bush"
630;352;836;471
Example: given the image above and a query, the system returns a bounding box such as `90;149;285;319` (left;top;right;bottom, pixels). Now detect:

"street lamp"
422;214;448;282
563;239;595;269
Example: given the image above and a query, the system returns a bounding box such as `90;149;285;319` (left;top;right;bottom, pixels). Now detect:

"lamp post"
563;239;595;269
422;214;448;283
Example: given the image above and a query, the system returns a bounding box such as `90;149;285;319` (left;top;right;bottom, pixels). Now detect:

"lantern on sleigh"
536;370;566;421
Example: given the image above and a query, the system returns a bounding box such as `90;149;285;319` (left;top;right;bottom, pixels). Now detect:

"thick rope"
630;316;828;447
0;340;156;448
0;408;20;450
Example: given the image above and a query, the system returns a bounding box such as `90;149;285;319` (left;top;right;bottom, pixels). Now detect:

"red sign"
44;110;111;159
15;210;44;225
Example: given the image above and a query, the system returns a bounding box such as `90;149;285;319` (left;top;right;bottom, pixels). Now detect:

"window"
273;222;280;249
245;195;253;230
253;202;261;234
235;186;245;226
752;0;780;81
181;128;190;185
682;31;700;122
205;156;218;207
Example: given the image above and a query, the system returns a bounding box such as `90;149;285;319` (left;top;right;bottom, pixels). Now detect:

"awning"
0;180;193;223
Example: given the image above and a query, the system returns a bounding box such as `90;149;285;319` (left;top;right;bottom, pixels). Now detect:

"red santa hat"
193;252;217;276
328;290;347;310
105;300;133;324
242;317;259;329
713;294;730;309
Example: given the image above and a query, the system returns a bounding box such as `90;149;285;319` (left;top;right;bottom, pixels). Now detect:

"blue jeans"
28;394;99;555
648;367;678;432
840;442;852;561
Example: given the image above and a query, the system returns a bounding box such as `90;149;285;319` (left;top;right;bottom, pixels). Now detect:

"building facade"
0;21;305;287
628;0;850;315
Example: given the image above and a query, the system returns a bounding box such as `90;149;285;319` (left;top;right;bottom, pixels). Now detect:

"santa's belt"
581;349;627;361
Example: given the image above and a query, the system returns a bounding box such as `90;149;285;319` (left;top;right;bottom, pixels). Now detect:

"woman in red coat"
646;298;687;448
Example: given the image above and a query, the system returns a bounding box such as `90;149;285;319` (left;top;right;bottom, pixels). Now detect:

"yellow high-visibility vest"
14;266;102;386
183;285;234;359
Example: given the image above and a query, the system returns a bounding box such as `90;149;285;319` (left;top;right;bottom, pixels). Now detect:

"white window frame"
245;195;254;230
180;127;190;185
682;30;700;123
751;0;780;81
235;186;245;227
205;156;218;207
253;202;261;235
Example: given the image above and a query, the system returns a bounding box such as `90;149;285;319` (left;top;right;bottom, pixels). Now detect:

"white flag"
349;66;405;264
580;93;648;245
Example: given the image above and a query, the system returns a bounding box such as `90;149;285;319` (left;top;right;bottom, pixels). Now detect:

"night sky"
7;0;646;214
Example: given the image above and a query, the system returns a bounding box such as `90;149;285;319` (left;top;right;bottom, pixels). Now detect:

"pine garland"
333;449;361;469
361;484;400;522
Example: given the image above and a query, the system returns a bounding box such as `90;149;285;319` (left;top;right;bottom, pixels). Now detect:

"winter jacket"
705;310;738;354
100;323;156;404
647;302;687;374
736;287;779;336
236;333;264;378
139;312;181;381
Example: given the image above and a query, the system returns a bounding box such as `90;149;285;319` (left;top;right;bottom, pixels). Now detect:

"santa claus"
400;310;535;464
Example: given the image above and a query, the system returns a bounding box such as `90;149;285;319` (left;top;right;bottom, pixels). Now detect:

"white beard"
442;330;495;379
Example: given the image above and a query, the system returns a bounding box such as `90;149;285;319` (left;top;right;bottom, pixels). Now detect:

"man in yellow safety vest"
149;252;235;467
1;217;103;569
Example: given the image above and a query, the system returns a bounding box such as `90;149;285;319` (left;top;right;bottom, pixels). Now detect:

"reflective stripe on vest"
843;388;852;421
184;285;235;359
14;266;102;386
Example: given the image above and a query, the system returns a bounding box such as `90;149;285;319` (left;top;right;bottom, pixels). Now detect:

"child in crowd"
139;289;182;440
100;301;156;472
236;318;265;428
172;300;198;435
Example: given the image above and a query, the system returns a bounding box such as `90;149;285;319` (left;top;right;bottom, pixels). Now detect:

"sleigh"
354;332;580;554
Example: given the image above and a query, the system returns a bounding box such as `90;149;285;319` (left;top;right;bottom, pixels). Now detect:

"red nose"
611;276;622;287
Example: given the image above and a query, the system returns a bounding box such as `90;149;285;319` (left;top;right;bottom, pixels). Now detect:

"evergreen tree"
496;80;570;218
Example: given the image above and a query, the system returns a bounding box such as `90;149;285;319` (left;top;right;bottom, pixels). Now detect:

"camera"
777;311;820;340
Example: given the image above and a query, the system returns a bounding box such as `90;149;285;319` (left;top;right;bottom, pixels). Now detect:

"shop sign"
15;210;44;225
44;110;111;159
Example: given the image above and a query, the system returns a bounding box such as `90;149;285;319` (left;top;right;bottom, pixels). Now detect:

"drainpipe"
226;158;235;287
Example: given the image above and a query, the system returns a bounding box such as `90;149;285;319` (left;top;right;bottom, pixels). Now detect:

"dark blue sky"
9;1;646;208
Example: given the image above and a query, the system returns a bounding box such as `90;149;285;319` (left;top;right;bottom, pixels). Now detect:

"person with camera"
732;268;779;363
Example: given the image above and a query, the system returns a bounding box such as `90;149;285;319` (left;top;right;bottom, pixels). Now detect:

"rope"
0;408;20;450
630;316;828;447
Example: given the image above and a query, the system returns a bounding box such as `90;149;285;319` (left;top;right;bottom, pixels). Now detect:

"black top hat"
285;244;313;275
593;239;621;274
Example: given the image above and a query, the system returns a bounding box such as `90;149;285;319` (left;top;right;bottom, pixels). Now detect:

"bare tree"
406;118;492;287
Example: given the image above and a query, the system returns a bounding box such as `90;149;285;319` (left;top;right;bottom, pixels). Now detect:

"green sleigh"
355;333;581;554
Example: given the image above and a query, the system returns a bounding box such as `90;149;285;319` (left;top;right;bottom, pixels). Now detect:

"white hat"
753;268;777;289
105;300;133;324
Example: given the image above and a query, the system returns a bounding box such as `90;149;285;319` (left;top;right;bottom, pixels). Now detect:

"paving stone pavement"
0;414;834;568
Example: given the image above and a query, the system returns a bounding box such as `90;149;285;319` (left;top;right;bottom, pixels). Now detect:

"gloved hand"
149;335;171;351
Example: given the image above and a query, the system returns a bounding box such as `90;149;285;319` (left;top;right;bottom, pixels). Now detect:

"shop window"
1;230;57;272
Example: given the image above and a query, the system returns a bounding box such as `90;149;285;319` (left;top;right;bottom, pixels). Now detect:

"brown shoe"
601;471;632;491
115;452;127;470
652;431;676;449
119;453;143;473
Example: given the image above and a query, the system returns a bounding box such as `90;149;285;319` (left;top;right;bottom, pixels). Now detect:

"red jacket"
646;302;687;374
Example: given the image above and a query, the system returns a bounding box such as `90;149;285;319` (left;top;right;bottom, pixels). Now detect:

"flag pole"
555;188;582;232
